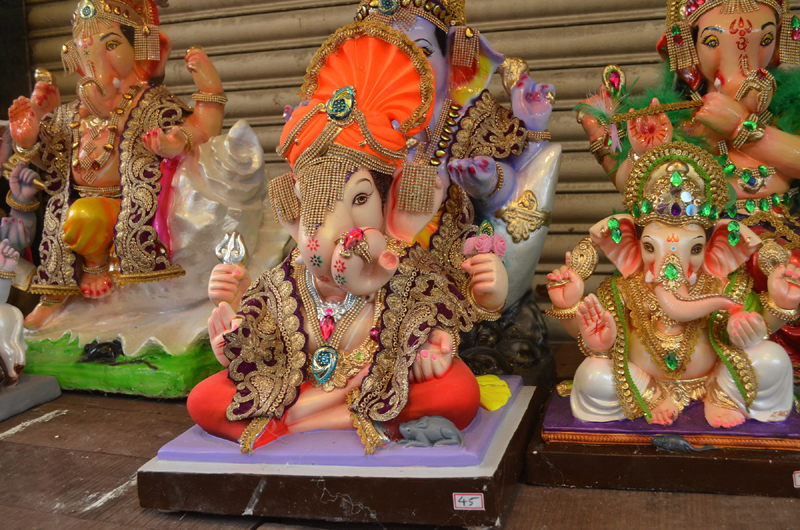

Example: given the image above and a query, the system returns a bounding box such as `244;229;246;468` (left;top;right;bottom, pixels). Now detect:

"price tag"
453;493;485;511
794;471;800;488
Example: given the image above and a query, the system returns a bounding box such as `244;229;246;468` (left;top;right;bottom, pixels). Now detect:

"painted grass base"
24;335;222;397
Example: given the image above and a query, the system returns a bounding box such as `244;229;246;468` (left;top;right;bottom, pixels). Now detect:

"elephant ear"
589;214;641;278
447;31;504;108
704;221;761;278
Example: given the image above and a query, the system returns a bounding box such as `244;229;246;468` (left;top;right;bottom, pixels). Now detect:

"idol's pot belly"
628;328;719;381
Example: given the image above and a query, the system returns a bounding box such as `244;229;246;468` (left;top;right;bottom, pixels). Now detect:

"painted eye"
761;34;774;47
643;242;654;253
353;193;369;206
106;40;120;51
419;46;433;58
702;35;719;48
691;244;703;255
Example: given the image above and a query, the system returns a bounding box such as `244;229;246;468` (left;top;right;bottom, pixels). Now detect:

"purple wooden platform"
543;393;800;439
158;375;523;467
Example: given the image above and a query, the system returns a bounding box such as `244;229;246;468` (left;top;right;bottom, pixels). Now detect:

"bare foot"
80;270;114;299
24;300;64;329
650;392;679;426
704;400;745;428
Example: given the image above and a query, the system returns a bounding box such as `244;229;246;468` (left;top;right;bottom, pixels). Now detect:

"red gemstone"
343;228;364;251
369;327;380;341
793;27;800;40
756;68;767;79
321;315;335;341
608;71;621;91
697;0;704;5
673;34;684;46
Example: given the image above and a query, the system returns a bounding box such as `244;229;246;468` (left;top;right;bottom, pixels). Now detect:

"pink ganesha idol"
187;21;509;453
547;142;796;429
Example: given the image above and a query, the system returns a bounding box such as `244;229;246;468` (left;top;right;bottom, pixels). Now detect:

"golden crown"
356;0;466;33
70;0;161;61
624;142;729;229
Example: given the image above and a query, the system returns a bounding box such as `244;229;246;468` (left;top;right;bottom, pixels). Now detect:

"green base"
24;335;222;397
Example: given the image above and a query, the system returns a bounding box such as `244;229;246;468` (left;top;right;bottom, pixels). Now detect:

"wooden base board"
138;386;542;527
526;391;800;498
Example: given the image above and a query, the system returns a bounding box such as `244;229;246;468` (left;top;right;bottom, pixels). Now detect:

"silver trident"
215;231;249;266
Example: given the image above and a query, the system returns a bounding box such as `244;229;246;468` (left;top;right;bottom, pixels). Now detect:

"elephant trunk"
653;284;742;323
343;250;398;296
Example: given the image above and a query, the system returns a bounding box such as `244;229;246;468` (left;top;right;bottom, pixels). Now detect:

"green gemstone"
728;230;741;246
641;198;653;214
665;352;678;371
760;198;770;211
783;193;791;206
665;262;679;281
743;120;758;131
479;220;494;236
700;202;711;217
727;205;737;219
710;205;719;222
611;227;622;244
728;220;740;232
632;203;641;218
671;23;681;35
670;171;683;187
723;162;736;175
772;193;781;206
759;165;769;178
745;199;756;213
607;217;620;230
741;169;752;183
792;15;800;29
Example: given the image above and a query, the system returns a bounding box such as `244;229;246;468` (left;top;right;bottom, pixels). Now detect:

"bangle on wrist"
192;91;228;105
6;190;40;212
577;333;610;359
485;163;504;200
545;300;582;320
0;270;15;280
732;113;764;150
13;141;40;159
758;291;800;321
179;126;194;153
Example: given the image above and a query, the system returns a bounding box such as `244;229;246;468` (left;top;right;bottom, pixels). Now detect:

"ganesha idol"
547;142;795;428
188;22;509;453
292;0;558;309
578;0;800;381
6;0;286;394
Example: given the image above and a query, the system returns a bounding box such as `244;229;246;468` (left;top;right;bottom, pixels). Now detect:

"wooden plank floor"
0;347;798;529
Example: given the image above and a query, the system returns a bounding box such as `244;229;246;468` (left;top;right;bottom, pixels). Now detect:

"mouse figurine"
398;416;465;448
651;434;715;453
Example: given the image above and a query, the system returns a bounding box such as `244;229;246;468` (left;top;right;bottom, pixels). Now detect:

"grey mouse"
398;416;465;448
651;434;715;453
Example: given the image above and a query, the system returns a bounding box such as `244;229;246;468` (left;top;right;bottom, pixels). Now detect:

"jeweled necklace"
70;82;145;185
297;267;365;388
718;140;776;195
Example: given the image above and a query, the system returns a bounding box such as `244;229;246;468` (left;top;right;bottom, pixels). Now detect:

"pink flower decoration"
474;234;493;254
463;238;476;255
491;234;507;257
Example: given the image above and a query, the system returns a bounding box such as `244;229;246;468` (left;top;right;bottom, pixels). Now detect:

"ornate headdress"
62;0;163;74
665;0;799;70
271;21;434;234
624;142;729;229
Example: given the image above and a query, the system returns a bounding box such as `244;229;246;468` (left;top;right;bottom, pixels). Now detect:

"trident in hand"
215;231;249;266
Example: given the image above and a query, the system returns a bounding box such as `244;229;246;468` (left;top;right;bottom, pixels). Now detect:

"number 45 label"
453;493;485;511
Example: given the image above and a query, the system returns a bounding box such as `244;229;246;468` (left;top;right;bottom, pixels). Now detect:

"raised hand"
185;46;223;95
0;239;19;274
448;156;499;201
510;73;555;132
30;80;61;119
694;92;747;140
410;328;453;383
9;163;39;204
208;301;239;366
727;311;768;350
576;294;616;352
142;126;191;159
547;251;585;309
208;263;251;308
9;97;40;149
462;252;508;312
627;98;673;156
767;264;800;312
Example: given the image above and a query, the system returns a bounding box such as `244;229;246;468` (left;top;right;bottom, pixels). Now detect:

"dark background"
0;0;31;121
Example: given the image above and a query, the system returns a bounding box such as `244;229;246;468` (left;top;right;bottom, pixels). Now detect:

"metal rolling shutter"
27;0;782;340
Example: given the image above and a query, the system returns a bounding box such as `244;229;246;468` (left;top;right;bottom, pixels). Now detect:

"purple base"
543;393;800;439
158;376;523;467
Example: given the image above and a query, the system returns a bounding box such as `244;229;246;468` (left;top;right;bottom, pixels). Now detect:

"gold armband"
0;270;15;280
732;113;764;150
192;92;228;105
13;141;40;159
6;191;40;212
759;292;800;321
526;130;550;142
545;300;581;320
179;126;194;153
485;163;504;200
